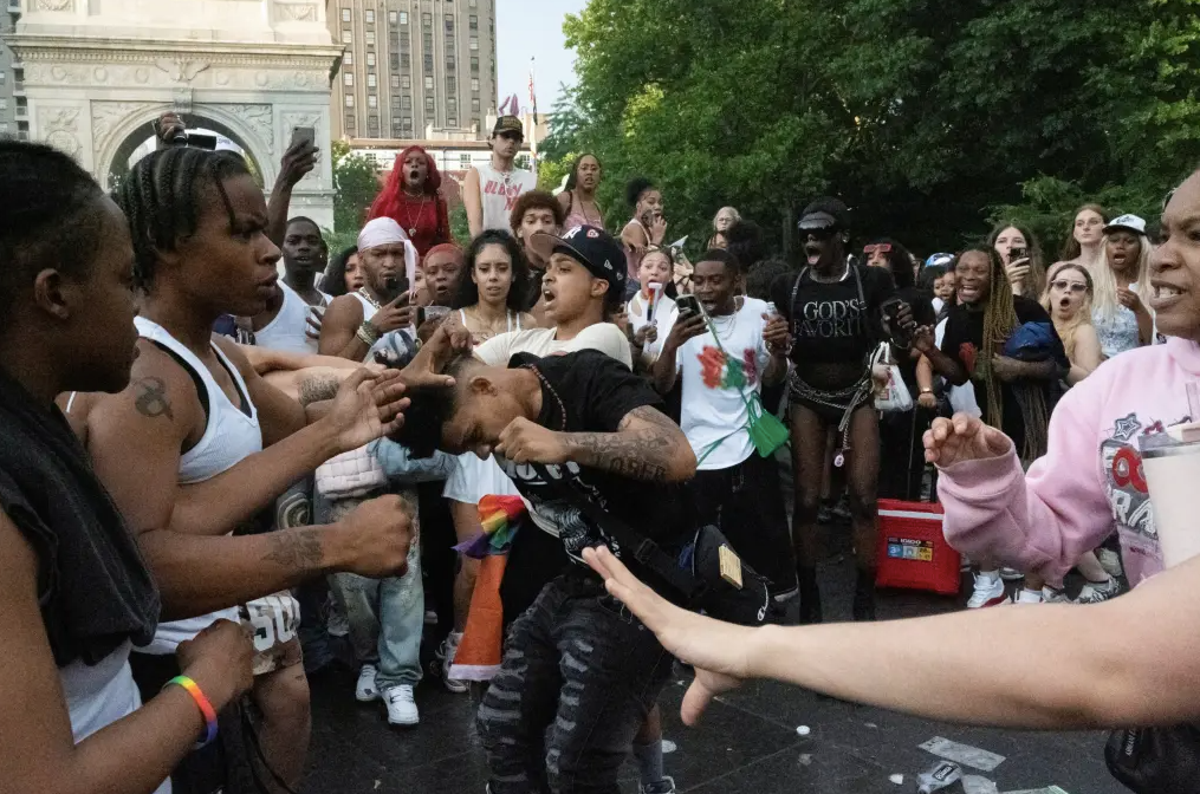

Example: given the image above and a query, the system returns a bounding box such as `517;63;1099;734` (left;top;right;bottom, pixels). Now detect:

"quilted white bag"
315;444;388;499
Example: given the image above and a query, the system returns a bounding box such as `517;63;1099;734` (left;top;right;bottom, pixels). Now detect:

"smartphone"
882;297;912;348
290;126;316;150
417;305;451;326
1009;246;1027;263
676;294;704;321
380;276;408;304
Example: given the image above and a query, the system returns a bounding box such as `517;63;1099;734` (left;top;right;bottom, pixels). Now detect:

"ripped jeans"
478;572;673;794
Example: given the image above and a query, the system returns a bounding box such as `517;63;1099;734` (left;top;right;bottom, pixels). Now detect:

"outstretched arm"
562;406;697;483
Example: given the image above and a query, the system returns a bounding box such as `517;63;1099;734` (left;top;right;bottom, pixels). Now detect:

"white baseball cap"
1103;214;1147;236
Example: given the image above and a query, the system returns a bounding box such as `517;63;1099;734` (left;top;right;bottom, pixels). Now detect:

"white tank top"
475;162;537;232
458;308;522;344
254;281;327;354
135;317;264;653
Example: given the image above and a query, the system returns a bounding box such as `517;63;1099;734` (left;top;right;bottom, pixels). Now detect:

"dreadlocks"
969;246;1049;463
112;147;250;291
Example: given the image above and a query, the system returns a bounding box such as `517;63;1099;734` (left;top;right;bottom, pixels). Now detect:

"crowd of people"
2;107;1198;794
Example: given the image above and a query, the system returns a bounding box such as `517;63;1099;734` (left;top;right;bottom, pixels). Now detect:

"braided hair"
965;245;1048;463
113;147;250;291
0;141;107;326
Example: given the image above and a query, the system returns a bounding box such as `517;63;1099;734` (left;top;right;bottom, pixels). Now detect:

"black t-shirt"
770;264;896;368
498;350;694;569
940;295;1066;451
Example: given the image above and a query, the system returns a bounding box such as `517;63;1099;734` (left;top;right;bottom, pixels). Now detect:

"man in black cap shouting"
465;115;538;237
395;226;697;794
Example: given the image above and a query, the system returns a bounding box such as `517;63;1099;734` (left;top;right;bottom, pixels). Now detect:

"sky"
495;0;588;114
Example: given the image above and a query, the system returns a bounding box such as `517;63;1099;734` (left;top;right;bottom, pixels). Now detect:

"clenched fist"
337;495;414;578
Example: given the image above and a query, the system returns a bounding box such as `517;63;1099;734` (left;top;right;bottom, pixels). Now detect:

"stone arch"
93;102;278;193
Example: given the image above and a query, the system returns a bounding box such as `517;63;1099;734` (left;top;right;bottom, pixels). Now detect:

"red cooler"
875;499;961;596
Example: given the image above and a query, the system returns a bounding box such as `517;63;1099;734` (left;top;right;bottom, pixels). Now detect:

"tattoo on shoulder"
133;377;174;420
262;529;323;571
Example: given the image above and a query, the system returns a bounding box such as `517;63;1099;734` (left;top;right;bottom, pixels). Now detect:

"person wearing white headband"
319;218;419;362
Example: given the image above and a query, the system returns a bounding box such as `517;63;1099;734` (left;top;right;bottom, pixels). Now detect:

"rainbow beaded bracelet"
164;675;219;749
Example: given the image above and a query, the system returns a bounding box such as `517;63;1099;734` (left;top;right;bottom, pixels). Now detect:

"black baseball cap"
529;225;627;293
492;115;524;137
798;197;851;233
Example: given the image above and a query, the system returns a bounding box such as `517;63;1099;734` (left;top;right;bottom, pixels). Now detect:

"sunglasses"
863;243;893;255
802;228;837;241
1050;279;1088;294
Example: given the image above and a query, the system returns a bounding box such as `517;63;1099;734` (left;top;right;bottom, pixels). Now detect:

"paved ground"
301;550;1126;794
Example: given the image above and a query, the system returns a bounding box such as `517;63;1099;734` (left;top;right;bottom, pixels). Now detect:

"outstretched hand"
326;368;409;452
398;322;471;391
582;546;752;726
923;412;1011;467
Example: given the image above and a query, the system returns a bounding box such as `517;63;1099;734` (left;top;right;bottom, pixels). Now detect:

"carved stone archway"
8;0;343;229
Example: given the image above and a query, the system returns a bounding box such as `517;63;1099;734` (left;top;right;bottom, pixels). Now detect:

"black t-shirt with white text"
771;264;896;371
498;350;694;575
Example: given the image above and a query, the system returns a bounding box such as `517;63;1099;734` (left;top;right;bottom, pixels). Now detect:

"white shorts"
443;452;520;505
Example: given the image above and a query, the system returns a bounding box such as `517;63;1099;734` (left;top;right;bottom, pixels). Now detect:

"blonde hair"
1041;262;1094;363
713;206;740;231
1091;233;1152;323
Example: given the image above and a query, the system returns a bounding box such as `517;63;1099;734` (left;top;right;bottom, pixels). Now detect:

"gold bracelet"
357;322;380;347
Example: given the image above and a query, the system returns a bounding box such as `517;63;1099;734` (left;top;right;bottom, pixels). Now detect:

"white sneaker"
438;631;468;694
1042;587;1072;604
1012;588;1044;605
966;573;1007;609
1097;548;1124;579
384;684;419;726
1076;577;1121;604
356;664;380;702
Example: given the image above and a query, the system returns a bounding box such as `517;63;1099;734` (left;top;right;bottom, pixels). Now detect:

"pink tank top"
562;190;604;231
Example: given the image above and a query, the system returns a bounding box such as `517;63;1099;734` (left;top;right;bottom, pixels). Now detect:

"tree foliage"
553;0;1200;260
331;139;380;235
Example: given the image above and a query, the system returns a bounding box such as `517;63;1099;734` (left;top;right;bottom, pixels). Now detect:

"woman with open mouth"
368;145;451;261
1091;213;1155;359
1042;262;1102;386
769;198;907;623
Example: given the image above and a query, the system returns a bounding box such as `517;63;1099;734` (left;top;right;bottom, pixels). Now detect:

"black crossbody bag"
532;464;786;627
1104;722;1200;792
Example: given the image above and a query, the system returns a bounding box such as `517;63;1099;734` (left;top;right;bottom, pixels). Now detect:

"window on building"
344;51;353;65
459;153;471;166
448;116;457;127
368;115;380;134
425;96;435;112
400;11;408;25
470;55;479;73
469;0;477;6
344;72;353;86
366;52;375;67
390;53;399;70
471;78;479;92
389;11;398;24
446;55;456;70
425;75;434;90
422;12;432;27
469;37;478;50
446;77;456;94
0;123;8;134
403;117;413;131
342;31;352;44
365;9;374;24
402;96;412;110
366;30;376;45
424;53;434;71
392;114;402;127
368;95;378;108
445;14;454;32
402;75;411;89
345;113;356;131
367;74;377;88
345;95;354;107
0;100;6;111
390;74;399;88
471;97;480;112
341;8;351;22
0;72;6;84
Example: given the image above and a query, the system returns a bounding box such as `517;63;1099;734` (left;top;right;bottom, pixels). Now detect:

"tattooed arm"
498;405;696;484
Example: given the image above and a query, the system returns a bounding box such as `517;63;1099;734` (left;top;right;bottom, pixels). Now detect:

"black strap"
530;463;700;599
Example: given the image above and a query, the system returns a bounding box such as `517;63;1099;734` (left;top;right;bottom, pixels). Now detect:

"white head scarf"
357;217;418;290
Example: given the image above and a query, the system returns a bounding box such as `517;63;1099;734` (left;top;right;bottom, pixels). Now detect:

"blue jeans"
316;488;424;690
478;573;673;794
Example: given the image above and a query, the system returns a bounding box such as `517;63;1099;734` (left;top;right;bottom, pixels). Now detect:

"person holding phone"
990;223;1047;299
319;218;419;363
621;177;668;281
769;199;907;624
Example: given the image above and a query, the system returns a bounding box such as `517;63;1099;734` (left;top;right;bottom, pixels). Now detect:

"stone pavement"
301;554;1127;794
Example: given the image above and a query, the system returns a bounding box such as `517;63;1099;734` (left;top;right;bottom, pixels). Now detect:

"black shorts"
687;452;797;596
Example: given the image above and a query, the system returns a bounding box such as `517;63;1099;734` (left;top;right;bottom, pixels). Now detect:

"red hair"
424;242;464;266
368;146;442;221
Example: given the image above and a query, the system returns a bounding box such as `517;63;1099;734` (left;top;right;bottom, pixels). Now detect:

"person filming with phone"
319;218;419;362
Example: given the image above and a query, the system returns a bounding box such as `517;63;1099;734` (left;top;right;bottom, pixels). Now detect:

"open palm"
328;369;406;452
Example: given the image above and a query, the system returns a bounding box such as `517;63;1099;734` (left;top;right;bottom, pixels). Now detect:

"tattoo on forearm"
298;375;340;407
564;406;685;483
261;529;324;571
134;377;174;420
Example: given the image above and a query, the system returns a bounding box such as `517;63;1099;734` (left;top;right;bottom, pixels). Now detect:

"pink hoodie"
937;337;1200;587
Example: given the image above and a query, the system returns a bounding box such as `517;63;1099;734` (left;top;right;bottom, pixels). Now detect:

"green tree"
331;140;380;234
